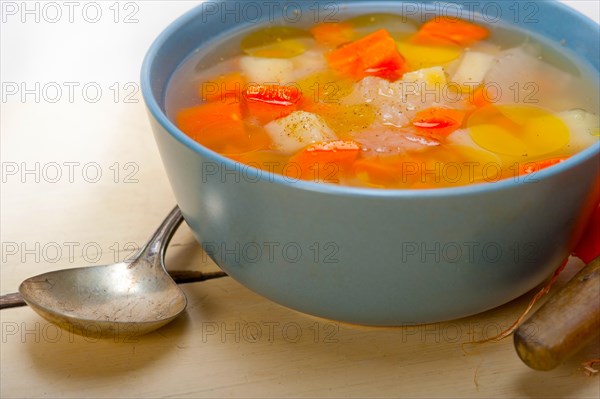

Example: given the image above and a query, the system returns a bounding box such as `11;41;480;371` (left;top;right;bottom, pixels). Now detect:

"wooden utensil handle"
514;256;600;370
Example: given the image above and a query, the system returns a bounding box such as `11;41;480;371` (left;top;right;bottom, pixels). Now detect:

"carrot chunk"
412;107;467;136
176;101;245;150
518;157;567;175
242;83;301;123
288;140;360;182
415;17;489;46
470;86;493;108
310;22;354;47
176;101;242;136
326;29;407;81
353;157;402;186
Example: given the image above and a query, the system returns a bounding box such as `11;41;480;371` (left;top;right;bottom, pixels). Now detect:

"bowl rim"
141;0;600;199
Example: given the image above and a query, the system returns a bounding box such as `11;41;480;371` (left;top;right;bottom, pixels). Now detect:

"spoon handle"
514;256;600;370
136;206;184;267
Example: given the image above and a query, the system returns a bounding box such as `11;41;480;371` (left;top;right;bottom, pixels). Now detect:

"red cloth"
572;204;600;263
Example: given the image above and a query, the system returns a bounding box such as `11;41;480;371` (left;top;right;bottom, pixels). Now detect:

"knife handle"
514;256;600;370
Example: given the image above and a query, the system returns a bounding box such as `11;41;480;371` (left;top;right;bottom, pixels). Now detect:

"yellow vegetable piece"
246;39;310;58
296;71;355;104
345;13;418;39
241;26;311;58
322;104;376;136
397;41;462;69
469;105;570;157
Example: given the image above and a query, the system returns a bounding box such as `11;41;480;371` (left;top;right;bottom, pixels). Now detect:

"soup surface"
166;11;599;189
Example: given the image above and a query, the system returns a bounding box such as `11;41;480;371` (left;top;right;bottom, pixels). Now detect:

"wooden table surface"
1;1;599;397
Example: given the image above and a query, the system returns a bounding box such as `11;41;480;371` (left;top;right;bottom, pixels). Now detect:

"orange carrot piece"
326;29;407;81
412;107;467;136
176;100;245;150
310;22;354;47
470;86;492;108
198;72;246;102
242;84;301;124
353;156;414;186
415;17;489;46
288;140;360;182
518;157;567;175
176;100;242;135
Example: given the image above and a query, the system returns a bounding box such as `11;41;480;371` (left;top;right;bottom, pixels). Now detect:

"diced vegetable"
296;70;355;107
415;17;489;46
310;22;354;47
353;76;396;102
469;105;570;157
176;101;273;154
241;26;311;58
242;84;302;123
288;140;360;181
345;13;418;39
352;126;441;156
289;50;328;80
557;109;600;152
240;56;294;84
311;14;419;48
350;71;449;127
264;111;337;153
353;156;402;186
445;130;501;162
397;40;462;69
518;158;567;175
176;101;242;136
484;46;573;109
470;86;493;108
412;107;467;137
326;29;407;81
305;102;376;137
451;51;495;91
400;67;448;112
401;66;447;89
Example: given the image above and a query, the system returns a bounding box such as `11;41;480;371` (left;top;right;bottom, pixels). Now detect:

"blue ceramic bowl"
142;1;600;324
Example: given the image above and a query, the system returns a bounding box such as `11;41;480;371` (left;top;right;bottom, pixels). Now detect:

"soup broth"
166;7;599;189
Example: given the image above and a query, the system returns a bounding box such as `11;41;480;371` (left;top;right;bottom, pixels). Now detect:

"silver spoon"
19;206;187;338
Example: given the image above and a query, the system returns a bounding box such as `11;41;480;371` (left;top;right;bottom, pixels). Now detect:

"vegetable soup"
166;11;599;189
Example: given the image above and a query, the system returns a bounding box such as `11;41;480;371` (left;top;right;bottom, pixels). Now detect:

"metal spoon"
18;206;187;338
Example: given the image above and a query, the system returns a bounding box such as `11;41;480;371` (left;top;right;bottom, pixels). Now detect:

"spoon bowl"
19;207;187;338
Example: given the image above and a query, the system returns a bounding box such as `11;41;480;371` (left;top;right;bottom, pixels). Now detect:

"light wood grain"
2;2;599;397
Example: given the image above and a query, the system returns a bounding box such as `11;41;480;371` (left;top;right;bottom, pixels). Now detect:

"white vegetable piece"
451;51;495;89
290;50;328;80
240;56;294;84
264;111;337;154
401;66;447;91
348;77;409;127
484;45;573;109
399;66;449;118
556;109;600;152
446;129;501;161
347;68;451;126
